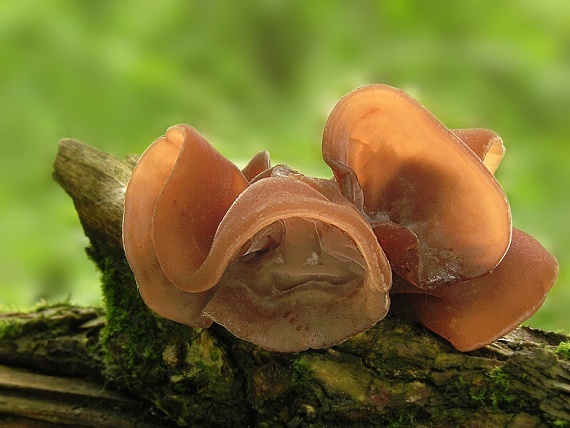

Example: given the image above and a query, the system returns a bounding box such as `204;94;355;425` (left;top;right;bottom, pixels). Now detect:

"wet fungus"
322;85;512;289
123;84;558;352
390;228;559;352
124;125;391;352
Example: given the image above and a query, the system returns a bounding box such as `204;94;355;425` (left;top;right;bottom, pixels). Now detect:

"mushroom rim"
154;176;393;296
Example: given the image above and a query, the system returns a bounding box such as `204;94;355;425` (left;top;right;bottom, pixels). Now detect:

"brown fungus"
452;128;506;175
123;85;557;353
122;128;215;327
241;150;271;182
390;229;559;352
203;174;392;351
124;124;392;352
322;84;512;288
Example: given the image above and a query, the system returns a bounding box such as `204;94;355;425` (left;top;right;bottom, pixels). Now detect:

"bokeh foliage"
0;0;568;332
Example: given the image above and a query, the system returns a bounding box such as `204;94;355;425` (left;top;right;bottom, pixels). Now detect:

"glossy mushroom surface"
322;84;512;288
452;128;506;175
122;128;215;327
204;174;392;351
124;124;392;352
389;229;559;351
123;85;558;353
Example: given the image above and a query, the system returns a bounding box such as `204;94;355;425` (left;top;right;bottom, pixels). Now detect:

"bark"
1;138;568;427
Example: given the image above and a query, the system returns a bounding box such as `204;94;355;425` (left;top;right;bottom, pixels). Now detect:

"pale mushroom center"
236;217;366;295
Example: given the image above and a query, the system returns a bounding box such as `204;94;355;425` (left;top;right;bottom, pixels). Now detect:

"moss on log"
1;139;568;427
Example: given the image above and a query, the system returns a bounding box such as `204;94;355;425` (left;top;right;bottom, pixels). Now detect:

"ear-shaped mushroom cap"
390;228;559;352
202;174;392;352
123;127;217;327
453;128;506;175
125;124;392;352
152;125;250;292
322;85;512;288
241;150;271;182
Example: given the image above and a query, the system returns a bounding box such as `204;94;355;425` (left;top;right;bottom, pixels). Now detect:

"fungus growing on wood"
124;124;392;352
452;128;506;174
123;85;557;353
322;84;512;289
122;128;214;328
389;229;559;352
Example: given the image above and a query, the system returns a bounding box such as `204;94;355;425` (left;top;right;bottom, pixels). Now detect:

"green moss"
86;244;248;425
0;318;24;339
445;367;523;416
386;413;417;428
487;367;509;386
0;301;104;342
487;368;518;408
94;253;165;385
553;342;570;360
462;367;520;410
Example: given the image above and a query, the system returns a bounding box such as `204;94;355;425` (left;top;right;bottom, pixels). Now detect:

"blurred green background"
0;1;568;332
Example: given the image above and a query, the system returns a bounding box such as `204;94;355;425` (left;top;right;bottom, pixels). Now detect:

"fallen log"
0;139;568;427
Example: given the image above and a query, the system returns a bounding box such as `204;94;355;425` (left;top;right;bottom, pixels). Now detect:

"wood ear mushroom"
123;85;558;353
123;124;392;352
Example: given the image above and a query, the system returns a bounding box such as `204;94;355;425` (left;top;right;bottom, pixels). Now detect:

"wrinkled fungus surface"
123;84;558;352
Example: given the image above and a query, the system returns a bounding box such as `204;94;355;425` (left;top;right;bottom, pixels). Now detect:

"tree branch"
1;139;567;427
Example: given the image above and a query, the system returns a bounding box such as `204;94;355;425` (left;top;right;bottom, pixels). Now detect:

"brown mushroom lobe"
241;150;271;182
152;125;249;288
390;229;559;351
201;173;392;351
203;216;382;352
452;128;506;174
122;130;215;327
322;85;512;288
123;85;556;354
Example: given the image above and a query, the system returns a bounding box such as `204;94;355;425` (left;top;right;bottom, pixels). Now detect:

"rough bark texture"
1;139;568;427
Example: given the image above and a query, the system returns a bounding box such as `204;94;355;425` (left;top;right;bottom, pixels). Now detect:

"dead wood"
0;138;567;427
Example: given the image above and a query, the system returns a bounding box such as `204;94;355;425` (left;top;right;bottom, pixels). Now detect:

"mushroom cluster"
123;84;558;352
